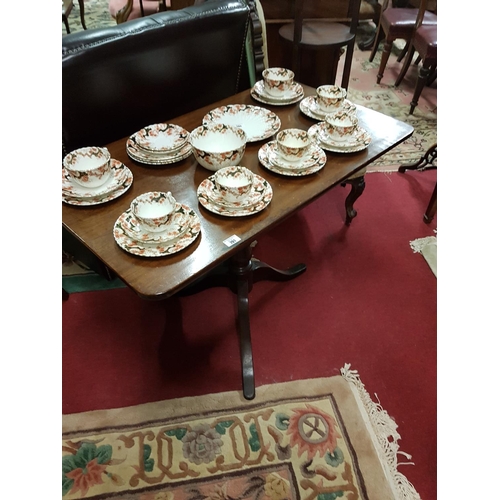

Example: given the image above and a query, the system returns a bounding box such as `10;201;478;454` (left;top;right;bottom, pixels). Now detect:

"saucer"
62;159;128;199
258;142;326;176
134;123;189;153
266;141;321;171
202;104;281;142
113;204;201;257
62;161;133;206
308;123;372;153
250;80;304;106
197;174;272;217
300;96;357;121
120;203;190;243
127;134;192;165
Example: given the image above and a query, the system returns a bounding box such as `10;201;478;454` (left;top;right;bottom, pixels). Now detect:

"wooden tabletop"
62;84;413;300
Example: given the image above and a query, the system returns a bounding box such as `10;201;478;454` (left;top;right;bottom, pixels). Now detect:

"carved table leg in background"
398;143;437;173
341;175;366;226
178;242;306;400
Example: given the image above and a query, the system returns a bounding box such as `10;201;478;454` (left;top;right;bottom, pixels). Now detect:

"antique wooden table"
62;84;413;399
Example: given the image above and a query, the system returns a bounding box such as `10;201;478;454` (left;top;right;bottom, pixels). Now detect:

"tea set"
62;146;133;206
62;67;371;257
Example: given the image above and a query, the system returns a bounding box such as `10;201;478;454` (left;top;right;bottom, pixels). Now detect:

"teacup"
262;67;295;97
214;166;254;204
276;128;312;163
316;85;347;113
324;112;359;141
131;191;177;233
63;146;111;188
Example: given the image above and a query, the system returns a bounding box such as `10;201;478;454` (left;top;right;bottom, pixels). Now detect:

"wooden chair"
278;0;362;91
369;0;436;84
62;0;87;34
394;0;436;114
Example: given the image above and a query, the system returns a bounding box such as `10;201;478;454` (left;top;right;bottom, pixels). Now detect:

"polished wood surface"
62;85;413;302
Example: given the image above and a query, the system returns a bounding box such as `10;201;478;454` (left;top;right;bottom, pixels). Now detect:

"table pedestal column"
179;242;306;399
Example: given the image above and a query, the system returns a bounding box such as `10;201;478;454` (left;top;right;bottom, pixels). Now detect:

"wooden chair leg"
368;24;384;62
341;175;366;226
77;0;87;29
396;40;409;62
394;45;415;86
424;183;437;223
377;39;394;83
63;15;71;34
410;62;431;114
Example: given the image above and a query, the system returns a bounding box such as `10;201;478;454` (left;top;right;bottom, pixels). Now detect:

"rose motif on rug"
62;397;367;499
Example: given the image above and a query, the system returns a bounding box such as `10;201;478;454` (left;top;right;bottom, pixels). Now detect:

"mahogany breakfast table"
62;84;413;400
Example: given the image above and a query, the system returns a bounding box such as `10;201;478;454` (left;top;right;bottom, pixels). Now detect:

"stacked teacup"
252;67;304;105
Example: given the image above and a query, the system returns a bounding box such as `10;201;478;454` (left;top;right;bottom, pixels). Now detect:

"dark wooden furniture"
261;0;380;86
62;85;413;400
369;0;436;84
62;0;87;34
398;143;436;222
278;0;362;91
394;0;437;114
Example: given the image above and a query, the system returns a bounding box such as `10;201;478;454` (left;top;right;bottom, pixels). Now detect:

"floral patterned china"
63;146;111;188
130;191;177;233
189;123;247;171
120;203;190;243
300;96;357;121
315;84;347;113
202;104;281;142
262;67;295;97
113;204;201;257
276;128;313;163
62;160;133;206
126;134;192;165
308;123;372;154
251;80;304;106
213;166;254;204
134;123;189;153
258;141;327;176
197;173;273;217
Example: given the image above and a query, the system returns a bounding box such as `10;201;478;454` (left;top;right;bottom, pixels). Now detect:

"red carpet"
63;168;437;499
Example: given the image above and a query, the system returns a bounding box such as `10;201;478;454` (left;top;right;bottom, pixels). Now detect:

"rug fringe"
409;236;436;254
340;364;422;500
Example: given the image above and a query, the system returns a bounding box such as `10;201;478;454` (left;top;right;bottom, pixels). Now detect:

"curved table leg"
342;175;366;226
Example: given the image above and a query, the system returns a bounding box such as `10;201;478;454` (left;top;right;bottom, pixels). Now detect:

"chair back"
414;0;429;29
62;0;251;155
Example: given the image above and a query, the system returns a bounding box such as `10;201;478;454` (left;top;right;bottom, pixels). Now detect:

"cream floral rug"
62;365;421;499
410;234;437;277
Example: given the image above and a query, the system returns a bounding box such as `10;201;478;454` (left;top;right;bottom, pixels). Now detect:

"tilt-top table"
62;84;413;399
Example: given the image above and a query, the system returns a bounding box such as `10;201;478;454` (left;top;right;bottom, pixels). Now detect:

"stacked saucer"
62;159;133;206
113;196;201;257
126;123;192;165
197;166;273;217
308;120;372;154
258;139;327;177
251;80;304;106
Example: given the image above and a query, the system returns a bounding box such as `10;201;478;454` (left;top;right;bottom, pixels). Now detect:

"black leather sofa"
62;0;255;278
62;0;254;154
